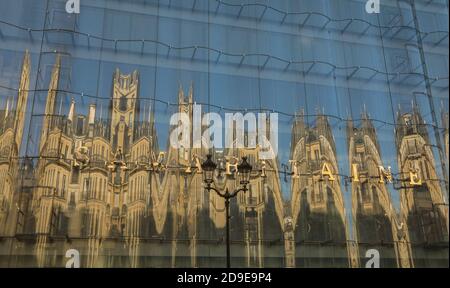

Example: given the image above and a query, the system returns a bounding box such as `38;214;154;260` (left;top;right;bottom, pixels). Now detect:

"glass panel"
0;0;447;268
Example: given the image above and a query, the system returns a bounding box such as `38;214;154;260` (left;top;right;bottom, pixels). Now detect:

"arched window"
119;95;127;111
313;182;324;203
361;182;371;203
371;186;377;199
62;175;66;198
103;179;107;201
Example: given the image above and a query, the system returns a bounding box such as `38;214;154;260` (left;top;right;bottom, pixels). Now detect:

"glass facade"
0;0;448;268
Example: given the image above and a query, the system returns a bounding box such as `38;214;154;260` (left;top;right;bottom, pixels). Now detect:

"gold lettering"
321;162;335;181
261;160;267;178
185;155;203;173
225;157;239;175
194;155;202;173
157;152;165;163
409;170;422;186
151;151;158;168
289;160;300;179
378;166;393;183
151;152;166;171
352;163;360;182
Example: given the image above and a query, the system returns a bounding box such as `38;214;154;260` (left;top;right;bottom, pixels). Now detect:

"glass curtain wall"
0;0;448;267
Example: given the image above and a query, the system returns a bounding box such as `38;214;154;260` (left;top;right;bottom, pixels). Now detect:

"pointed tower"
13;50;31;150
347;112;412;268
396;104;449;267
66;98;75;135
0;51;31;237
110;69;140;154
4;98;10;120
290;112;350;267
106;69;141;266
442;109;449;168
39;55;61;153
172;83;195;166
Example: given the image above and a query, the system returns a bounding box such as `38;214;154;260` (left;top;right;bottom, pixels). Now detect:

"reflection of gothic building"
2;54;286;268
0;53;449;268
396;105;449;267
152;85;286;268
30;56;159;267
347;113;412;268
290;113;350;267
443;110;449;169
0;51;30;238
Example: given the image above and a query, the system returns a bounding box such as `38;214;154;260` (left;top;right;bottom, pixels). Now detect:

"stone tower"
0;50;30;237
290;112;350;267
395;104;449;267
347;112;412;268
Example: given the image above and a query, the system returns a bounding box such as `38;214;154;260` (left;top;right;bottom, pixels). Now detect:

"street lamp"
201;154;252;268
201;154;217;184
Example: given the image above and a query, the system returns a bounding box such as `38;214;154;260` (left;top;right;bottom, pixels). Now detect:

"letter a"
169;113;191;149
65;249;80;268
66;0;80;14
365;249;380;268
365;0;380;14
321;162;335;181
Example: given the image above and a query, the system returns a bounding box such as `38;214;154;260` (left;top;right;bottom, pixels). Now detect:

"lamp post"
201;154;252;268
